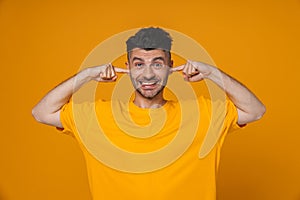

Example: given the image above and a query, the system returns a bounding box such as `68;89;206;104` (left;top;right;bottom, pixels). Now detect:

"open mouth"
140;81;159;90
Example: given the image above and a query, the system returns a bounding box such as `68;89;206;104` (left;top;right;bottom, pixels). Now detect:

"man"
32;27;265;200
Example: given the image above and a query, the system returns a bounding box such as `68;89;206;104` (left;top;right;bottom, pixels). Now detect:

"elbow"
32;107;62;128
254;104;266;121
238;104;266;125
31;107;44;123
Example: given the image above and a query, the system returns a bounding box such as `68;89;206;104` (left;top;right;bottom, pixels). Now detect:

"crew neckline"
129;100;172;112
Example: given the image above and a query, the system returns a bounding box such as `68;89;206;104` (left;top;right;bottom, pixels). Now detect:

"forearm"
207;67;266;124
32;69;92;125
32;64;125;127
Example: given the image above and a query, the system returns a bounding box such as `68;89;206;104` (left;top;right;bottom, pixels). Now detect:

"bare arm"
171;61;266;125
206;67;266;125
32;64;128;128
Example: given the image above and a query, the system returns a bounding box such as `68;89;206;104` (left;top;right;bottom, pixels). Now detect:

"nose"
143;66;155;80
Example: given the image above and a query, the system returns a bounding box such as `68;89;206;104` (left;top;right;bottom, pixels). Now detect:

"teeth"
142;82;156;85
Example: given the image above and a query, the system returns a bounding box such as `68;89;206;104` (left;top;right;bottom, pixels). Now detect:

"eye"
152;63;163;69
134;63;145;69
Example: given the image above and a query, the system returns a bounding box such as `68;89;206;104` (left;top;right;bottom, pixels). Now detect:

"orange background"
1;0;300;199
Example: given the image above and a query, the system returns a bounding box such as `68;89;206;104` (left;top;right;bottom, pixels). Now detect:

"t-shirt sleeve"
225;99;246;133
56;101;75;137
199;96;245;136
197;96;244;159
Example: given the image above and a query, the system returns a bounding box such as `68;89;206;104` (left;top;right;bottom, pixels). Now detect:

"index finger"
114;67;129;73
170;65;185;72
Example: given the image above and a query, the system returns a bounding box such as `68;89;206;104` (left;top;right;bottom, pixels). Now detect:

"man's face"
126;48;172;99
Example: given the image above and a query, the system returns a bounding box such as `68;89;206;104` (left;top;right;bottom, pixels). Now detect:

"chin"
136;86;165;100
138;91;158;100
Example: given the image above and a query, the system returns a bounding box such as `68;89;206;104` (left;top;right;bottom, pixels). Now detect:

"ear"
170;60;174;67
168;60;174;75
125;62;129;69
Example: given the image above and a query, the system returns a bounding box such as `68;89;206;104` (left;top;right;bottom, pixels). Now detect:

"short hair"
126;27;173;53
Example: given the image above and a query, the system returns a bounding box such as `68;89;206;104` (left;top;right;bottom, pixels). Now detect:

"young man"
32;27;265;200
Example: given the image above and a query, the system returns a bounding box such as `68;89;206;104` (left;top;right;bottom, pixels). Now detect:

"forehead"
129;48;167;62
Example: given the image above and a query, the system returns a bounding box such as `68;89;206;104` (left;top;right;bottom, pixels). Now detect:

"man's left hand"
170;60;216;82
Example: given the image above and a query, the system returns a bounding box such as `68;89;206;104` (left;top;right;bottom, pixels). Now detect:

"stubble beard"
135;85;165;100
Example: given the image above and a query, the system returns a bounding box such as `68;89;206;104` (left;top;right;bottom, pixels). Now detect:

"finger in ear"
111;65;116;77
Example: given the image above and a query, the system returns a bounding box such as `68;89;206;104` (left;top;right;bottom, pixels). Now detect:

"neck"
133;92;166;109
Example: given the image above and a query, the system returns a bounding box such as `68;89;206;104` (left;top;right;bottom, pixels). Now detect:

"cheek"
129;69;138;77
157;70;170;79
129;70;142;82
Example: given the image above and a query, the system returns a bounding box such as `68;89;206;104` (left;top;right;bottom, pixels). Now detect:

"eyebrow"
152;57;165;62
131;57;144;62
131;56;165;62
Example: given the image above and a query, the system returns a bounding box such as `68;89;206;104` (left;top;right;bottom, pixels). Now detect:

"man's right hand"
85;64;129;82
32;63;128;128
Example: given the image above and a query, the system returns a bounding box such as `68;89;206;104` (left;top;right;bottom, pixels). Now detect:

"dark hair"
126;27;173;54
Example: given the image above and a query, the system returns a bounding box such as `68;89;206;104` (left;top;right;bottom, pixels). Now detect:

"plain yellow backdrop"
1;0;299;199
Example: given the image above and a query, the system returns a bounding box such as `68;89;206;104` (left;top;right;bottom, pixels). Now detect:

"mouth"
139;81;159;90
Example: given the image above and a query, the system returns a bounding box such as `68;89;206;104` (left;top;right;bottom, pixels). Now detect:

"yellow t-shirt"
59;96;241;200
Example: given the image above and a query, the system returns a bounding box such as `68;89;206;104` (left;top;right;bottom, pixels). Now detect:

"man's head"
126;27;172;63
126;27;173;100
